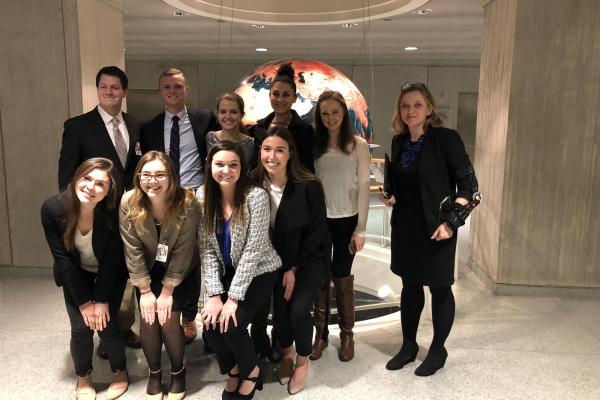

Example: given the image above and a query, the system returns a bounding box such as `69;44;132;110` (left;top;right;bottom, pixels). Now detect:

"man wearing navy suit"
140;67;217;343
58;66;141;352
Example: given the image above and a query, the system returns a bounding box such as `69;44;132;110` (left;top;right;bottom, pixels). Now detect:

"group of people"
41;62;478;400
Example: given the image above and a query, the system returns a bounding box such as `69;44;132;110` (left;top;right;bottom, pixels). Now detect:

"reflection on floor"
1;265;599;400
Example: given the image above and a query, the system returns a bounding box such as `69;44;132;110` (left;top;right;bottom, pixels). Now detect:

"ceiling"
123;0;489;67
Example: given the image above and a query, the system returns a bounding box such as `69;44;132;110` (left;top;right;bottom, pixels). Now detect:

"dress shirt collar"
165;106;187;122
97;105;124;125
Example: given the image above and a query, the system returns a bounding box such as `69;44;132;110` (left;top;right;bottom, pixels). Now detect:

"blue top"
216;217;233;269
400;130;428;168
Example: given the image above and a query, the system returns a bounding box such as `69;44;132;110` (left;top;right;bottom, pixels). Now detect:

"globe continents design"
234;59;373;142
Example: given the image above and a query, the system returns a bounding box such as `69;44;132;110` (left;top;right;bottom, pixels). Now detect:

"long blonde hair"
124;151;195;232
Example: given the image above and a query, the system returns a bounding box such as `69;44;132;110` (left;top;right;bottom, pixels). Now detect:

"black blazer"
271;180;329;272
140;108;218;166
255;110;315;173
40;194;127;306
58;107;140;191
390;126;475;236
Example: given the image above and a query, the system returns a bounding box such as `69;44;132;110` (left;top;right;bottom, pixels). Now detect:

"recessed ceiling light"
404;46;419;51
255;48;268;52
251;24;266;29
342;23;359;28
173;10;186;16
382;17;393;22
412;8;433;15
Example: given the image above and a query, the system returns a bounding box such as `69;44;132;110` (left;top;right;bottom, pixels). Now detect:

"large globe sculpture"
234;59;373;142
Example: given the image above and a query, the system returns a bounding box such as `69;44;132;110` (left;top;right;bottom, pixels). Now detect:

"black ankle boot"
386;341;419;370
414;347;448;376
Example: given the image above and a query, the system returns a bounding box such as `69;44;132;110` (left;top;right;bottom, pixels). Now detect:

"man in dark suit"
140;67;217;343
58;66;141;352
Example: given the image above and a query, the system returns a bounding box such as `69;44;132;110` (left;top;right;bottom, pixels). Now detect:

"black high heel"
236;368;263;400
222;371;240;400
386;342;419;370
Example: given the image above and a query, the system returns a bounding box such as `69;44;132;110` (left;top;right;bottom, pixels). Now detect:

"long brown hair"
124;151;194;232
254;127;318;184
392;83;444;134
313;90;356;158
202;141;257;235
63;157;120;250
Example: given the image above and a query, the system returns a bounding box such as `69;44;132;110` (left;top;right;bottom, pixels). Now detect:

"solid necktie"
111;117;128;168
169;115;180;174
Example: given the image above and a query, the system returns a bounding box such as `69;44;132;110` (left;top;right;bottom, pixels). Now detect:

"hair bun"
276;62;295;80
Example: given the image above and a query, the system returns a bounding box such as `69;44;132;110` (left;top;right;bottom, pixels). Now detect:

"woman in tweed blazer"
197;140;280;400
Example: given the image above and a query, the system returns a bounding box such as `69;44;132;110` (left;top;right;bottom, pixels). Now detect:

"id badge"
156;243;168;262
135;141;142;156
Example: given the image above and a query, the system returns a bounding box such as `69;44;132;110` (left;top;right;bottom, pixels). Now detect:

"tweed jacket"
197;185;281;301
119;189;199;288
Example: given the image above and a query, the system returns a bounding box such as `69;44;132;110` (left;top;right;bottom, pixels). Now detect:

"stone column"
471;0;600;294
0;0;125;267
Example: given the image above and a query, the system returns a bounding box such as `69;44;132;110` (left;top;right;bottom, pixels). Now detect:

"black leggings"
327;215;358;278
63;270;127;377
273;262;324;357
204;270;278;380
400;284;455;349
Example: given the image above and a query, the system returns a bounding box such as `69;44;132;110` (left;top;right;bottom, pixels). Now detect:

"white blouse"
267;181;285;228
315;136;371;236
75;228;99;274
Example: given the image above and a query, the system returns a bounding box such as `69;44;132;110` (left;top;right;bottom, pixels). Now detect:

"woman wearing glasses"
120;151;199;400
380;83;478;376
249;62;316;362
41;157;129;400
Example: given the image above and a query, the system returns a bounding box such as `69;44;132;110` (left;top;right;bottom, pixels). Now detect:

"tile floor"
1;265;599;400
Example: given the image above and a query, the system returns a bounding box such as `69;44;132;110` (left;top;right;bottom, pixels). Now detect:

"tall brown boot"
310;279;330;361
333;275;355;362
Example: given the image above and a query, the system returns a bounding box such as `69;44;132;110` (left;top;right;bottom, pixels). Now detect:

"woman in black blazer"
380;83;479;376
254;127;328;395
41;157;129;400
250;62;316;362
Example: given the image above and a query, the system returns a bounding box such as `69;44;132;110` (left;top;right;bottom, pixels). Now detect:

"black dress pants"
273;261;325;357
204;269;278;379
63;269;127;377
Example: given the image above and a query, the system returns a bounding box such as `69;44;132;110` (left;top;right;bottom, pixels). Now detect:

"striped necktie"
111;117;128;168
169;115;180;175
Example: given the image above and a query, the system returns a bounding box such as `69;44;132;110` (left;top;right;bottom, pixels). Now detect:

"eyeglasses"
139;172;169;182
401;82;427;92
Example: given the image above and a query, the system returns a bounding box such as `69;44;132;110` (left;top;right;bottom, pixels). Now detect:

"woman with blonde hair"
120;151;199;399
381;83;479;376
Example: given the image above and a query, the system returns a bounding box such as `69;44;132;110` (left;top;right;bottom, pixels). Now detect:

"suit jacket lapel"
122;112;138;169
274;181;307;232
91;212;109;261
230;208;249;267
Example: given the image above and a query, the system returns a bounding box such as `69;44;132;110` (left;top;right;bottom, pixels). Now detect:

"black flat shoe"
222;371;239;400
236;369;263;400
414;347;448;376
385;342;419;370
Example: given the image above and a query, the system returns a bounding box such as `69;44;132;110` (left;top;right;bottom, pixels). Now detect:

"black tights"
400;284;455;350
140;311;185;393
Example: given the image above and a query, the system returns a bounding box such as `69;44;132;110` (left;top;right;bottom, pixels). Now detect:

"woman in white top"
206;92;257;171
41;157;129;400
311;90;371;362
